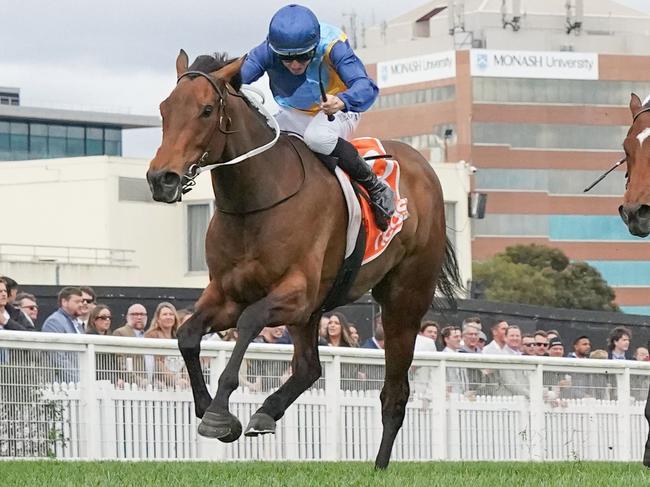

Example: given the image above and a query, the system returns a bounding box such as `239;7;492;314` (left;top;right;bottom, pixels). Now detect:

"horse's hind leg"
372;255;441;469
245;312;322;436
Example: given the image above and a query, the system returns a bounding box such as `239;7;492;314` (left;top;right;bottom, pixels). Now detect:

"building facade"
355;0;650;314
0;86;159;161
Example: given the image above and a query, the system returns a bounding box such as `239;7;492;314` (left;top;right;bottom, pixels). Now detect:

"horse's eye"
201;105;214;118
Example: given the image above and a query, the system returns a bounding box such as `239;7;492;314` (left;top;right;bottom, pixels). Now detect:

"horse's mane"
188;52;242;91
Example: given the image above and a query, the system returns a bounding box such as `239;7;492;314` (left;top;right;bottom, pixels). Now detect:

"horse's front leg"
244;312;322;436
178;284;240;419
198;275;310;443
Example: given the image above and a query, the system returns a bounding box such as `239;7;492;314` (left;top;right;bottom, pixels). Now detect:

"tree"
473;245;619;312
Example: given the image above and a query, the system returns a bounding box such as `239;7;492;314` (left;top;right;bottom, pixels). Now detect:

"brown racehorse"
147;51;461;469
620;93;650;466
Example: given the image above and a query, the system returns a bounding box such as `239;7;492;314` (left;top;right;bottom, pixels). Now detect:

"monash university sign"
470;49;598;80
377;51;456;88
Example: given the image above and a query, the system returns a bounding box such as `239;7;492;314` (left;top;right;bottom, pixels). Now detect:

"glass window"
472;122;628;150
187;204;211;272
86;127;104;155
372;85;456;110
29;123;48;158
10;122;28;159
66;125;85;156
473;78;649;105
48;125;67;157
104;128;122;156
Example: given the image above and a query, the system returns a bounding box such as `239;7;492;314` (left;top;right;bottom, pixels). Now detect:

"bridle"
583;105;650;193
175;70;280;194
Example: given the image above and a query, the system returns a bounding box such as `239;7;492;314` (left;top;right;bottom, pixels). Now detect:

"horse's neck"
211;102;303;215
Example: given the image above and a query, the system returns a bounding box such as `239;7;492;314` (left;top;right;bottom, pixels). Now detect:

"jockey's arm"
328;41;379;113
240;41;272;85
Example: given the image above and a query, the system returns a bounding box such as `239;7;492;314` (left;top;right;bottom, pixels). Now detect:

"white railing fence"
0;331;648;461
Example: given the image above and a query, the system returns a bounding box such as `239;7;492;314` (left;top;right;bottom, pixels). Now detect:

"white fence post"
617;367;632;461
78;343;101;459
324;355;341;460
431;360;448;460
528;363;545;461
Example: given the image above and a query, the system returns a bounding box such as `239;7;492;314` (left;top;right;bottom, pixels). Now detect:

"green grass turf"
1;461;648;487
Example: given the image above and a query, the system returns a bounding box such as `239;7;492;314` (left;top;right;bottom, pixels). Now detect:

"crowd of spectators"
1;275;649;400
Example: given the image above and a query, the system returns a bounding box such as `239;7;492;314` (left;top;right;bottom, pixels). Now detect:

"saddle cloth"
337;137;409;265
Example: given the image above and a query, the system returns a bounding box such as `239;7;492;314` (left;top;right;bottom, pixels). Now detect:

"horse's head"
619;93;650;237
147;50;244;203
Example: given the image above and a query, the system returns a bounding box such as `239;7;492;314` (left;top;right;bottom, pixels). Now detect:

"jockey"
241;4;395;231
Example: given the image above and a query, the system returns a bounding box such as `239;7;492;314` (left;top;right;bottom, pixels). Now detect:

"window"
86;127;104;155
66;126;85;156
187;203;212;272
473;78;650;106
29;124;48;159
371;85;455;110
10;122;28;159
472;122;628;150
104;128;122;156
48;125;67;157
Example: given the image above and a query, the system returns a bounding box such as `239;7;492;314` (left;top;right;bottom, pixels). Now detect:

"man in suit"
41;287;84;382
42;287;84;334
113;303;148;387
113;303;148;337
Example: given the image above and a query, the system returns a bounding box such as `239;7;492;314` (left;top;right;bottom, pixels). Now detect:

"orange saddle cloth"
351;137;409;265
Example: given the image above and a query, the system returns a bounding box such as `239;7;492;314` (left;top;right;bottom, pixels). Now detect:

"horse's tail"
434;237;465;311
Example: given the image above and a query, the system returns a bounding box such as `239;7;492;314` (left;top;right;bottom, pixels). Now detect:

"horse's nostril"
162;172;180;186
638;205;650;219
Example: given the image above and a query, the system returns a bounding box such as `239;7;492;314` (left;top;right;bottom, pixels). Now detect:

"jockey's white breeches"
275;108;361;155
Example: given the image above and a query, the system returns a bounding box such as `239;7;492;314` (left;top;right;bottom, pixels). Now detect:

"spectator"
459;323;480;353
348;324;360;347
361;321;384;349
14;292;38;328
86;305;113;335
547;337;565;358
607;326;632;360
415;321;438;352
325;313;355;347
566;336;591;359
78;286;97;330
504;325;522;355
462;316;482;331
41;287;85;334
634;347;649;361
546;329;560;342
0;276;34;330
0;280;27;332
521;334;535;356
440;326;468;395
532;330;549;357
113;304;148;338
477;331;487;351
144;302;184;389
441;326;461;353
482;319;508;354
256;325;292;344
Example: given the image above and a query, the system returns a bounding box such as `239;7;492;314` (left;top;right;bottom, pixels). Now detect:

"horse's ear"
176;49;189;78
630;93;643;117
214;56;246;90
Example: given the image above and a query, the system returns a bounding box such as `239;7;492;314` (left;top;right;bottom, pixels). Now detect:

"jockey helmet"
268;4;320;56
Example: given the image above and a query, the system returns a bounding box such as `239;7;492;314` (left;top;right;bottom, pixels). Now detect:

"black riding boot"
330;138;395;231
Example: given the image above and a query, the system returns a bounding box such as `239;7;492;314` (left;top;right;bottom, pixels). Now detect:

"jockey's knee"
303;126;338;155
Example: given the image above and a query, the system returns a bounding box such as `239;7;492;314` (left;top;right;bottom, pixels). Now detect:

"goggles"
278;50;315;63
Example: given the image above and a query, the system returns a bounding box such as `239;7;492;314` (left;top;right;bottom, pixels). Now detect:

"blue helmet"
268;4;320;55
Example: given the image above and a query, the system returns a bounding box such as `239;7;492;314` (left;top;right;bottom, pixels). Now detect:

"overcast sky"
2;0;648;157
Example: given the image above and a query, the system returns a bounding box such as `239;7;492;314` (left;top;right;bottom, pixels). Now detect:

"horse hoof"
244;412;276;436
197;410;242;443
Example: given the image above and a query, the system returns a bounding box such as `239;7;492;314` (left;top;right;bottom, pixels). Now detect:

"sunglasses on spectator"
278;51;315;63
96;315;112;321
82;298;95;304
535;342;549;347
21;305;38;311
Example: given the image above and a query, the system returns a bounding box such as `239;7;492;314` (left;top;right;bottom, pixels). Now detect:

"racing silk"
241;23;378;114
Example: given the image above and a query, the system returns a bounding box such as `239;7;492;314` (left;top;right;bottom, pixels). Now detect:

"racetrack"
2;460;647;486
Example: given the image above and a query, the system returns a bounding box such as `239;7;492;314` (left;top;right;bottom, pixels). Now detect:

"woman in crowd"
144;302;186;389
325;312;356;347
85;304;113;335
